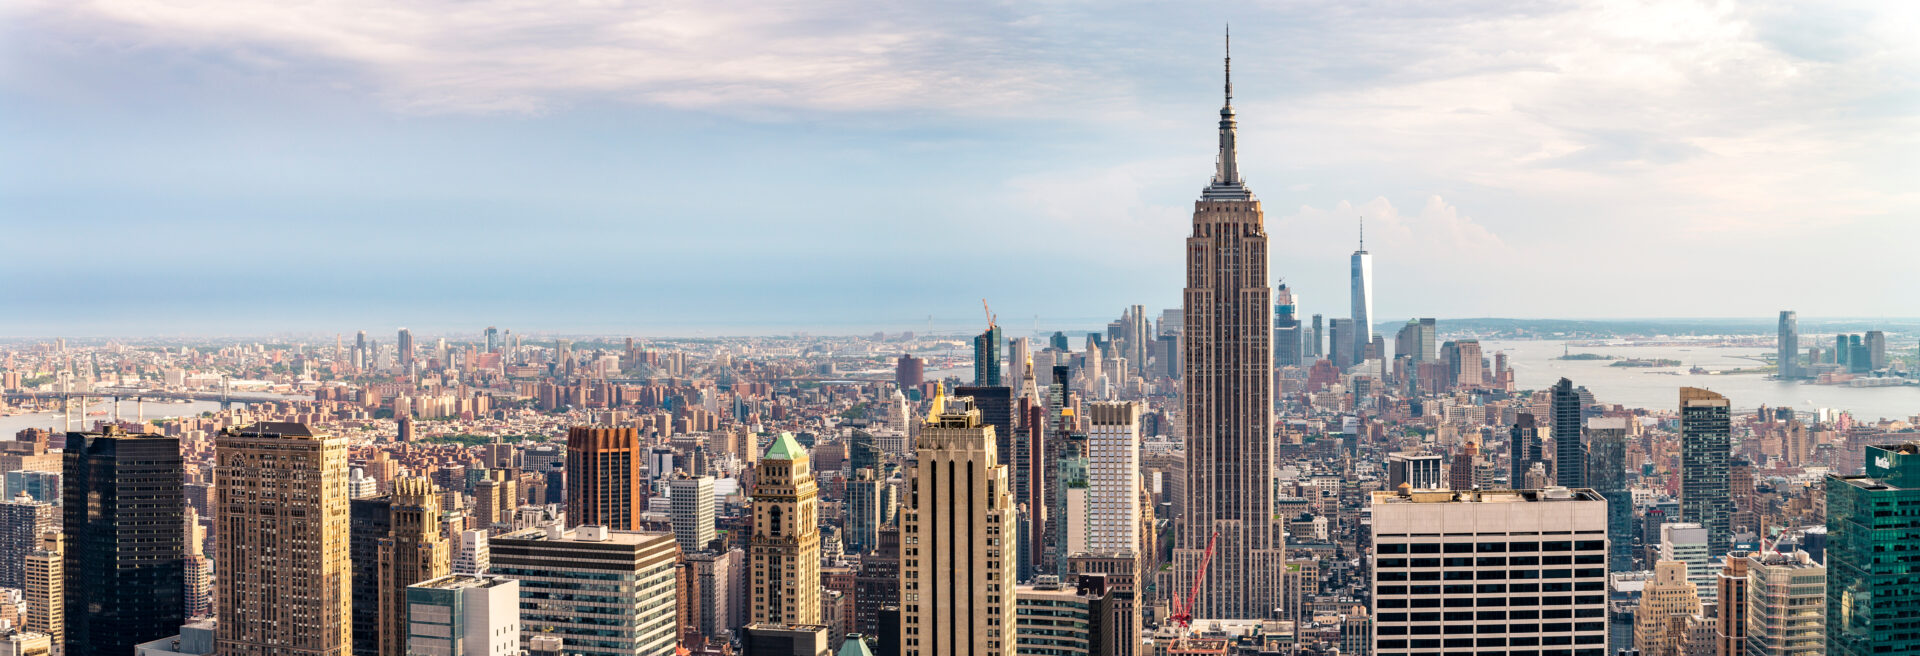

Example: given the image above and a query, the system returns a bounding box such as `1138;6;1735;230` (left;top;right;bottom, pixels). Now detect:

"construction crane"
981;299;996;329
1169;530;1220;629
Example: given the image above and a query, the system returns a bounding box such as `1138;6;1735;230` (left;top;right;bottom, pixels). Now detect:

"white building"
1086;402;1142;555
1660;523;1715;604
1370;488;1610;656
452;530;490;576
670;476;716;554
405;575;520;656
490;526;681;656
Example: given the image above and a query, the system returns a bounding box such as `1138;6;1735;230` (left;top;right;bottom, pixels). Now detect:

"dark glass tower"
1776;310;1798;379
1680;387;1733;557
1551;378;1585;488
349;496;393;656
64;427;185;656
1508;413;1544;487
1827;443;1920;656
1583;417;1634;571
973;324;1002;387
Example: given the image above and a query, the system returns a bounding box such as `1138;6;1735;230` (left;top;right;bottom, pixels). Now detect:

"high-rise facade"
1743;550;1824;656
566;426;644;530
1176;42;1283;621
0;496;55;590
900;396;1017;655
24;532;60;648
64;427;185;656
1369;488;1610;656
1827;442;1920;656
671;475;716;554
1274;283;1303;367
1509;414;1545;490
490;526;681;656
1551;378;1585;488
216;422;351;656
1009;337;1032;397
974;324;1002;387
1715;554;1749;656
1679;388;1733;557
350;496;393;656
1351;224;1374;361
1635;560;1702;656
404;575;520;656
1776;311;1799;379
380;476;451;656
846;467;883;555
751;433;821;626
1583;417;1634;571
1328;318;1355;370
1086;402;1142;555
398;327;414;370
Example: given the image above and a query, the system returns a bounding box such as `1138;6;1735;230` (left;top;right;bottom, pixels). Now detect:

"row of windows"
1377;555;1604;567
1377;540;1605;554
1377;636;1604;648
1377;582;1605;595
1377;595;1605;608
1377;621;1606;634
1377;608;1603;622
1379;568;1606;581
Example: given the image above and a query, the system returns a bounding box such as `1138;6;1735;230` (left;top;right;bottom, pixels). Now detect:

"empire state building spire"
1204;26;1251;201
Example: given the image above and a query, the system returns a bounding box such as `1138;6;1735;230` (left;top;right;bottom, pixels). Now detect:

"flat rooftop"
413;575;515;590
1371;488;1603;504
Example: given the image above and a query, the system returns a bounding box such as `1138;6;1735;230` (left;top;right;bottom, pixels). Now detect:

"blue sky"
2;1;1916;337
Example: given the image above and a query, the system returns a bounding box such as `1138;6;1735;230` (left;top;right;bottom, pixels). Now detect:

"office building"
1309;314;1325;359
404;575;520;656
671;475;717;553
1386;452;1444;492
3;471;59;505
1865;330;1887;370
1275;283;1303;367
1743;550;1824;656
1369;488;1610;656
1086;402;1142;555
215;422;351;656
752;433;821;626
1551;378;1585;488
64;427;185;656
1583;417;1634;571
1659;523;1714;606
741;625;829;656
490;526;680;656
1715;554;1748;656
1679;388;1734;557
1013;579;1091;656
382;476;451;656
975;324;1002;387
900;396;1017;655
1827;442;1920;656
1174;51;1284;621
1509;414;1545;490
453;529;490;576
894;355;925;391
567;426;645;530
23;532;59;648
846;468;883;556
1635;560;1702;656
350;496;393;656
0;497;55;590
1328;318;1355;370
1393;318;1437;364
398;327;414;370
685;549;746;647
1776;311;1798;379
1351;225;1374;362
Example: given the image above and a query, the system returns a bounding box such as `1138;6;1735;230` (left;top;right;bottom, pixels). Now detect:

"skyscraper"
671;475;716;554
1009;337;1032;397
1827;442;1920;656
1551;378;1585;488
1636;560;1703;656
1328;318;1354;370
215;422;351;656
1744;550;1824;656
1508;413;1545;490
1176;37;1284;621
751;433;821;626
974;323;1002;387
490;526;681;656
398;327;414;370
350;496;392;656
1274;283;1302;367
566;426;644;530
380;476;450;656
404;575;520;656
1369;488;1610;656
1679;387;1733;557
1351;218;1374;361
64;427;185;656
25;531;61;647
1309;314;1325;360
1086;402;1142;555
1584;417;1634;571
900;395;1017;655
1776;311;1799;379
0;495;55;589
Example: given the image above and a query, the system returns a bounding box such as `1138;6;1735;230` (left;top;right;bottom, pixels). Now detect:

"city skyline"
6;2;1918;335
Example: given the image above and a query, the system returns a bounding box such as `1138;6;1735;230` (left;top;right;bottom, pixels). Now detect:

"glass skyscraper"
1679;387;1733;557
1827;443;1920;656
1584;416;1634;571
1552;378;1585;488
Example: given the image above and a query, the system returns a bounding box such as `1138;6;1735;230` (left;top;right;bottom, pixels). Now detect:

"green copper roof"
836;637;874;656
763;431;805;461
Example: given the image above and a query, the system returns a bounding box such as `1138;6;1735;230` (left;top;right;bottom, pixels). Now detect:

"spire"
1202;25;1252;201
1359;215;1366;252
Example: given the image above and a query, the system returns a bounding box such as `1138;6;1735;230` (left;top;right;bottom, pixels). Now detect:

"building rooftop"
1371;487;1602;504
412;574;516;590
497;525;671;546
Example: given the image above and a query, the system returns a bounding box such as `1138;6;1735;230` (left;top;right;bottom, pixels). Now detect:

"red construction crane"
1169;530;1220;629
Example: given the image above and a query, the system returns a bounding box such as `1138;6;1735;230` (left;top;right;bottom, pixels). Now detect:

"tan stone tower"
900;395;1018;656
216;422;351;656
750;432;820;626
378;476;449;656
1174;31;1285;621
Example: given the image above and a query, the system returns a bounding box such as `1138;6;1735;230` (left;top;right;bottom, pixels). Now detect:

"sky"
2;0;1916;337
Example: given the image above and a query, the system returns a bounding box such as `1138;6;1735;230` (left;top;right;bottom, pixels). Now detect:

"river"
0;398;237;437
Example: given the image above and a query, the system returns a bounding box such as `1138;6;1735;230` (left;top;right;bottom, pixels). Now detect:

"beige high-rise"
750;432;820;626
1176;36;1284;620
1637;560;1703;656
900;396;1018;656
378;476;449;656
24;531;60;648
216;422;350;656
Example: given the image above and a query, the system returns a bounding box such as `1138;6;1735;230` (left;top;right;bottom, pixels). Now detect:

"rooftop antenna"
1359;215;1366;252
1224;24;1232;106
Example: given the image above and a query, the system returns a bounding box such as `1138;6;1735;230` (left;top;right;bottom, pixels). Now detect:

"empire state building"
1173;34;1285;620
